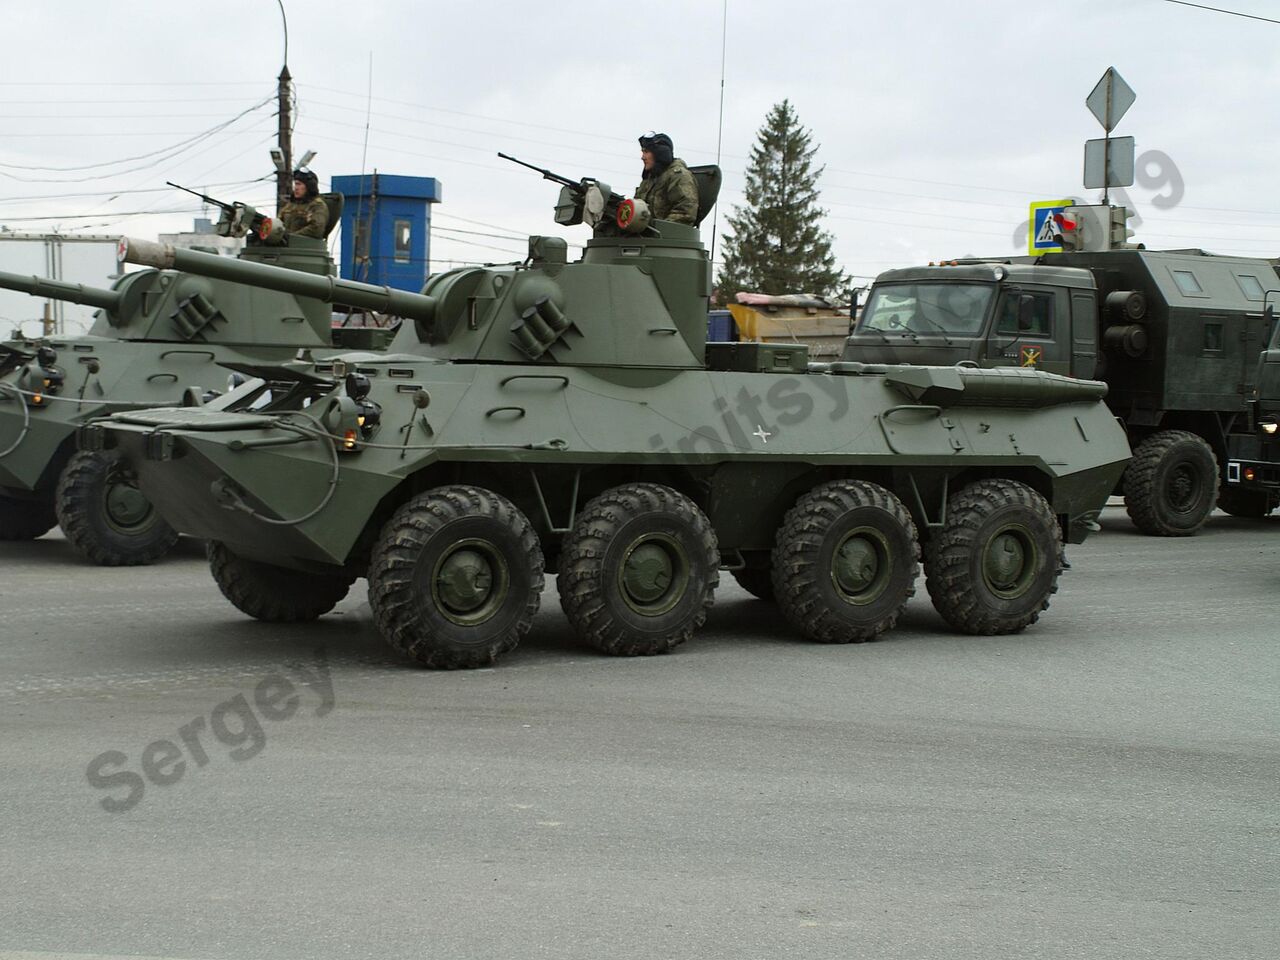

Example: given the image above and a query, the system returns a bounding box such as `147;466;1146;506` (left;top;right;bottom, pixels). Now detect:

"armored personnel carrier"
91;162;1130;668
0;192;403;564
844;210;1280;535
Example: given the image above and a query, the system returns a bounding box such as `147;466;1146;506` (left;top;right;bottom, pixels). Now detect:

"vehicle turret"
114;158;725;371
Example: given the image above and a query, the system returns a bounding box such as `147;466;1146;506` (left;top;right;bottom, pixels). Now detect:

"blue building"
331;173;441;292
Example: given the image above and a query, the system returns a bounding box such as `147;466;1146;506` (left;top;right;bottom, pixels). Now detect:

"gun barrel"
0;269;122;312
497;152;576;188
118;238;436;323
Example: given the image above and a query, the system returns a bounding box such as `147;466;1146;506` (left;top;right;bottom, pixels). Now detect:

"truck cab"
849;262;1097;378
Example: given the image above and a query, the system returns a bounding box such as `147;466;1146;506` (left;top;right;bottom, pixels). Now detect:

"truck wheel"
0;491;57;541
924;479;1062;635
368;485;543;669
773;480;919;643
1123;430;1218;536
558;482;718;656
1217;487;1275;519
55;450;180;565
731;563;775;601
208;540;354;622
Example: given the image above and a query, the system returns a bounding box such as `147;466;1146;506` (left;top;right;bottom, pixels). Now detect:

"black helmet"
292;168;319;197
638;132;674;167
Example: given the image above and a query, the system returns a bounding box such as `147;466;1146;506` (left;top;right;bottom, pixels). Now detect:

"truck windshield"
859;283;994;336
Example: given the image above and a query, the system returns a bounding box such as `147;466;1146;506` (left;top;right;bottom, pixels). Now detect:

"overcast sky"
3;0;1280;304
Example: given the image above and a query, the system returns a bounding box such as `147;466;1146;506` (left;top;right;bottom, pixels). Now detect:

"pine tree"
716;100;847;305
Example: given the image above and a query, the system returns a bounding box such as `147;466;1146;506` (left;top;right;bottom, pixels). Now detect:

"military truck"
844;213;1280;534
0;190;402;565
89;161;1129;668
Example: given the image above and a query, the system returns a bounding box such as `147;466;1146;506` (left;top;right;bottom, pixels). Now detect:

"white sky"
3;0;1279;315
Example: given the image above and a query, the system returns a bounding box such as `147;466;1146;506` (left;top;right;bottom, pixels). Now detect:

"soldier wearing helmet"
635;132;698;225
279;169;329;239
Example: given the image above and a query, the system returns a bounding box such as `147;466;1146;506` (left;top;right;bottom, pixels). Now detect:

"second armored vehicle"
91;165;1130;667
0;193;407;564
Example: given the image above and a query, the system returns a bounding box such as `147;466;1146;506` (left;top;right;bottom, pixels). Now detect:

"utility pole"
276;65;293;211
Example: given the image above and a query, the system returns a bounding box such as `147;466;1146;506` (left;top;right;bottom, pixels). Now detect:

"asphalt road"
1;505;1276;960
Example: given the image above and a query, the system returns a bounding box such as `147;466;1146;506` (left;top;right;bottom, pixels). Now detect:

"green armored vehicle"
0;192;401;564
845;213;1280;534
91;162;1130;668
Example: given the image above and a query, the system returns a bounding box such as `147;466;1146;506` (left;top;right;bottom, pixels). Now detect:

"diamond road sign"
1086;67;1135;133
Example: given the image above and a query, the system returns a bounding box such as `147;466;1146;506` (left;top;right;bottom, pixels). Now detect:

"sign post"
1085;67;1136;205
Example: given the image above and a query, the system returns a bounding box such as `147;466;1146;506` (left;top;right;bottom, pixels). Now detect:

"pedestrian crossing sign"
1029;199;1072;255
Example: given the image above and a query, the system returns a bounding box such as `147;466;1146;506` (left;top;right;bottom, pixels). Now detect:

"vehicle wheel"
558;482;718;656
0;491;57;541
208;540;354;622
731;563;775;601
1217;486;1275;519
924;478;1062;635
772;479;919;643
55;450;180;565
1123;430;1219;536
368;485;543;669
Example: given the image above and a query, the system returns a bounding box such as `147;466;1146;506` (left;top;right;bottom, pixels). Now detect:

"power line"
0;178;263;206
0;96;278;105
0;113;268;120
0;97;272;175
0;81;269;87
1159;0;1280;25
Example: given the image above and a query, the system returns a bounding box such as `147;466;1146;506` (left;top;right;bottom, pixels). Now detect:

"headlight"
22;359;64;406
1261;419;1278;436
322;393;380;453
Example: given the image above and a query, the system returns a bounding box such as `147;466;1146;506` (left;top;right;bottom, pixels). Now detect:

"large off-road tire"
0;491;57;541
558;482;718;657
55;450;180;565
368;485;544;669
924;479;1062;635
731;563;775;601
1123;430;1219;536
1217;486;1276;519
208;540;354;623
772;480;919;643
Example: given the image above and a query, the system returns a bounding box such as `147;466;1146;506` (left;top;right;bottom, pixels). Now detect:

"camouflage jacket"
280;196;329;238
635;159;698;224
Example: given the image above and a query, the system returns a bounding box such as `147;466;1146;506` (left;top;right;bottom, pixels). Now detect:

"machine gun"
166;182;286;244
497;153;651;235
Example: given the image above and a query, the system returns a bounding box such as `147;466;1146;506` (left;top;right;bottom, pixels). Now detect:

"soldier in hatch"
279;169;328;238
635;132;698;224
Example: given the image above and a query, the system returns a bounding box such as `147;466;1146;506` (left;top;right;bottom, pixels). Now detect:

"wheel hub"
622;543;673;603
617;533;689;616
982;525;1037;599
431;539;509;626
834;536;879;593
103;471;152;531
830;527;890;605
1167;464;1199;511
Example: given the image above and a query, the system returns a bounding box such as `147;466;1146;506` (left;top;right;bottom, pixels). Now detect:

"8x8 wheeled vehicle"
90;163;1131;666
